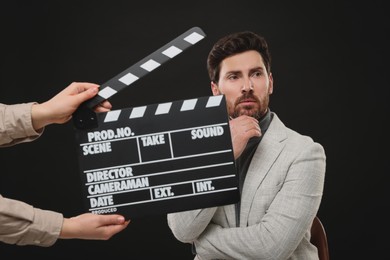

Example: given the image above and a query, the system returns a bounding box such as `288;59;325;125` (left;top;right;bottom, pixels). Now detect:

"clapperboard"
73;27;239;218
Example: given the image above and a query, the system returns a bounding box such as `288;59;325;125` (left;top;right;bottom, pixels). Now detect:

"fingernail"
90;87;98;93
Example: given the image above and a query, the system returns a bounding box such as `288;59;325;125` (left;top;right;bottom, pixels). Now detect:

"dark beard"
233;106;262;120
233;93;264;120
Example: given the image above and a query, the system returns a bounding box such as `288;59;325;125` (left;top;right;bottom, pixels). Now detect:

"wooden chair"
310;216;330;260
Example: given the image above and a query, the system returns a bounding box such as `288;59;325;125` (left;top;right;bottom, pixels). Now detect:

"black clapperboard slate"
73;27;239;218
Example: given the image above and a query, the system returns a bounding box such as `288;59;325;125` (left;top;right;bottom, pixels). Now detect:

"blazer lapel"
239;114;287;226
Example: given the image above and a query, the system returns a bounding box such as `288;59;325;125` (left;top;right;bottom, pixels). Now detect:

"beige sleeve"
0;102;43;147
0;194;63;247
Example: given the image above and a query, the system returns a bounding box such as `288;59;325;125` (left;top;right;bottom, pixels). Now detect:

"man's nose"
241;78;254;92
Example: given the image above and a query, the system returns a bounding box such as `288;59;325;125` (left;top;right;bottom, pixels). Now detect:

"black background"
0;1;388;259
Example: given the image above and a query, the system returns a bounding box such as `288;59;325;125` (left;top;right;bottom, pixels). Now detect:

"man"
167;31;326;259
1;82;129;246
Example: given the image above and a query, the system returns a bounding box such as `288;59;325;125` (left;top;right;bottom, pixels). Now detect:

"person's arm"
0;194;63;246
1;82;128;247
193;142;326;260
30;82;111;130
0;82;111;147
168;115;261;243
0;194;129;246
167;208;217;243
0;102;42;146
60;213;129;240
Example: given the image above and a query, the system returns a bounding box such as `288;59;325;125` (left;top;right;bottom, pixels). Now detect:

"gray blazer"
168;112;326;260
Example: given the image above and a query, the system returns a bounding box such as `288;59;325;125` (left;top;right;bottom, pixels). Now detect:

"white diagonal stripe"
104;110;121;122
130;106;147;118
162;46;182;58
99;87;117;99
184;32;204;44
181;98;198;111
140;59;160;72
206;95;223;107
155;102;172;115
119;73;139;85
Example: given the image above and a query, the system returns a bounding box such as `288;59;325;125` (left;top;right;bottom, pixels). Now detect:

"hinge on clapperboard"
73;26;206;130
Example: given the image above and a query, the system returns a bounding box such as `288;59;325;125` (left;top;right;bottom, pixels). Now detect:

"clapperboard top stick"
73;26;206;130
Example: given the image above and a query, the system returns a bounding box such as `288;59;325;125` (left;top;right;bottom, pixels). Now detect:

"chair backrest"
310;216;330;260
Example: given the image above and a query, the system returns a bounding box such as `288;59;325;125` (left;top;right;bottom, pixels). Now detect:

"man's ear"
211;81;220;96
268;73;274;94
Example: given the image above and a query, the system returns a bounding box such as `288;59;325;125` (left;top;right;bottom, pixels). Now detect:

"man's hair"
207;31;271;83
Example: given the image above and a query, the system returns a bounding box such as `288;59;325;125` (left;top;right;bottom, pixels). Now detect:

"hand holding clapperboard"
73;27;239;219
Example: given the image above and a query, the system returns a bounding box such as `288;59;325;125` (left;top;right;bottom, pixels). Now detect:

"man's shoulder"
269;112;322;147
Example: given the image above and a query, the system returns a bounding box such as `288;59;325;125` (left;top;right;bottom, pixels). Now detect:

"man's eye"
252;71;262;77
